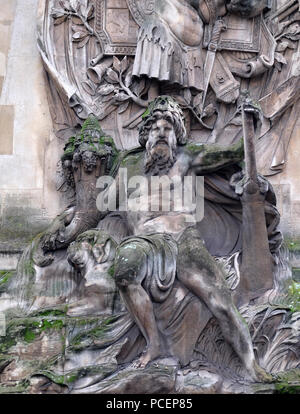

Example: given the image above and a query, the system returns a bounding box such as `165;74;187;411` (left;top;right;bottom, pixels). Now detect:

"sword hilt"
200;19;227;118
208;19;227;52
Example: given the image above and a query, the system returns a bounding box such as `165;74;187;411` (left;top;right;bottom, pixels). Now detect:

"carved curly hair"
138;96;187;148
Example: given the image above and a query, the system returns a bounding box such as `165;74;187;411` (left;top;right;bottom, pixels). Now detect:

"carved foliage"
52;0;96;48
85;55;150;119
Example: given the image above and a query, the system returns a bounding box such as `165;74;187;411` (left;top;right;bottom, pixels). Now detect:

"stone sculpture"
105;96;276;381
0;0;299;394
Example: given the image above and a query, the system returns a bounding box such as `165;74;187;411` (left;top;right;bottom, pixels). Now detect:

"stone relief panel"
0;0;299;395
37;0;300;177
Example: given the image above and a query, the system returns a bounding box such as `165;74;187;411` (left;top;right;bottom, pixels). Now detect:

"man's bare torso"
125;150;197;239
156;0;203;47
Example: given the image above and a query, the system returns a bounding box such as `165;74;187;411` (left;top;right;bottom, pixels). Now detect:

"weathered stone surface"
175;369;223;394
0;0;300;396
0;0;63;256
92;362;177;394
0;0;17;23
0;105;14;155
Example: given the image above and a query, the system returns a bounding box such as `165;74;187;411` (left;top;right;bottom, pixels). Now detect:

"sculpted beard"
144;128;177;175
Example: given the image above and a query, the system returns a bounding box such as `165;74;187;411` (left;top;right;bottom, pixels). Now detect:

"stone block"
0;102;51;190
0;76;3;97
0;252;20;270
0;22;12;62
8;0;39;58
292;201;300;218
0;51;6;82
0;192;51;250
0;57;47;106
0;0;17;23
0;105;14;155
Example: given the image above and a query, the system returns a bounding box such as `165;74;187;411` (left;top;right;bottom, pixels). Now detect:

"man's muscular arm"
189;138;244;174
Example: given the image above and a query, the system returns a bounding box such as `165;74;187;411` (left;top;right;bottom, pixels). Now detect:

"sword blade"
201;49;216;110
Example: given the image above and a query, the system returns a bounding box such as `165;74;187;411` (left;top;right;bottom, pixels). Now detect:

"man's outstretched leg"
177;227;272;382
114;241;162;368
118;283;161;368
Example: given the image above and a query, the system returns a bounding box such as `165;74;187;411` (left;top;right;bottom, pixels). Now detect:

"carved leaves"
55;0;94;16
72;26;90;48
51;0;95;48
98;84;115;96
244;306;300;374
274;15;300;71
276;39;296;53
174;89;216;127
79;2;95;20
105;57;147;102
61;0;78;12
113;56;129;73
282;21;300;42
82;55;149;119
106;68;120;84
274;52;287;65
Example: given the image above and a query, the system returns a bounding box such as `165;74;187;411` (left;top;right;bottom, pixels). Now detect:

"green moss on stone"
0;271;14;286
34;370;66;385
39;319;64;331
274;370;300;394
120;151;143;178
0;335;16;353
62;116;119;167
36;363;115;388
285;239;300;253
69;316;115;349
23;259;35;276
108;264;115;278
275;382;300;394
31;309;67;318
0;379;30;394
65;373;79;384
24;329;36;343
292;267;300;282
142;107;150;119
0;317;66;348
287;281;300;313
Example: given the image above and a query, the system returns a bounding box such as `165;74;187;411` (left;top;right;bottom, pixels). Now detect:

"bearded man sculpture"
97;96;272;381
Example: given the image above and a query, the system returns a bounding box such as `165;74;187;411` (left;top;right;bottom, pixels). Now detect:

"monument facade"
0;0;299;394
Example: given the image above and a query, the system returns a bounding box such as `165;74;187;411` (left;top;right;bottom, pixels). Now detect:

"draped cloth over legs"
116;233;178;303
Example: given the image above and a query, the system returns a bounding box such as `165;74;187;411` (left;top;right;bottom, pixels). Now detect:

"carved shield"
95;0;146;55
218;14;262;53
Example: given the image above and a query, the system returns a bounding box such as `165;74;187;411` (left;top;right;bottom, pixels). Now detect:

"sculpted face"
67;241;93;272
82;150;98;173
148;119;174;147
145;118;177;174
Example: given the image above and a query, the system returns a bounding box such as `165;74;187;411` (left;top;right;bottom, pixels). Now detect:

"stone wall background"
0;0;64;268
0;0;299;270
